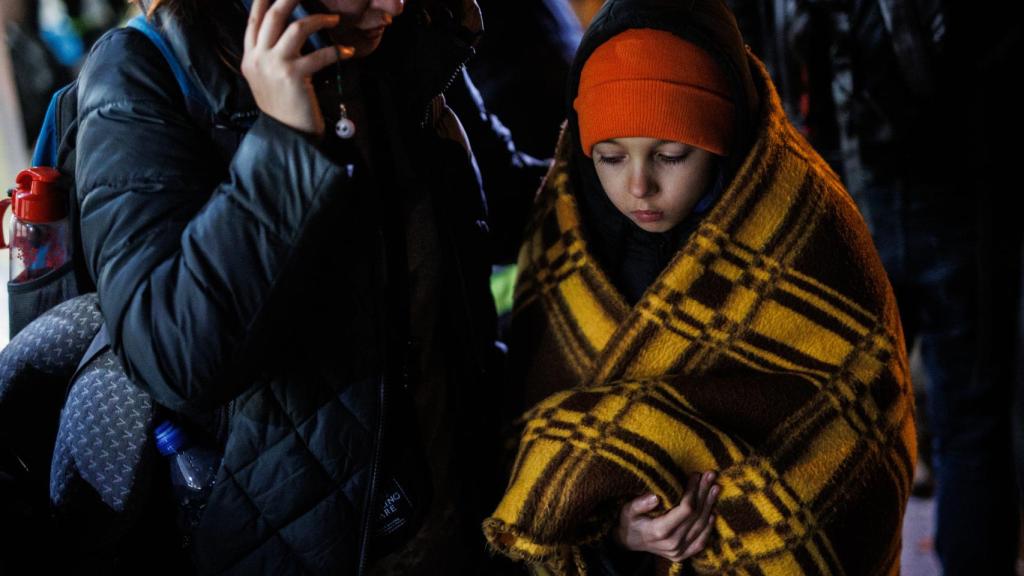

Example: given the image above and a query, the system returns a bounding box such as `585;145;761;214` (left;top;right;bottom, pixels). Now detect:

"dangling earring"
334;47;356;139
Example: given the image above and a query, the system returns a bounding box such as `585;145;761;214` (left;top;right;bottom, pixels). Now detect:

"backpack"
7;14;210;341
0;16;210;572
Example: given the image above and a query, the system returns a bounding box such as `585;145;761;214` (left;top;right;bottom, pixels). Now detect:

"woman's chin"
353;33;387;57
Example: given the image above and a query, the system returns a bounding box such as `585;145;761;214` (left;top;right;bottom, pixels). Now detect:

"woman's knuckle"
266;1;287;16
281;20;300;37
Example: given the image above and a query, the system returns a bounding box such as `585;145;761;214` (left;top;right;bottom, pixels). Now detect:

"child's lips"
632;210;664;223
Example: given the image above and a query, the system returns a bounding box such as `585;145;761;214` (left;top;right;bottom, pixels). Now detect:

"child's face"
591;138;718;233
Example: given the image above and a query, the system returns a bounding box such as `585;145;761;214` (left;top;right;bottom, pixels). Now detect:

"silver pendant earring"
335;103;356;139
333;56;356;139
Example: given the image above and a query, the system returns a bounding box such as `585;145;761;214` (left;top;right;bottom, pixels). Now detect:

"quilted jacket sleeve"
75;29;354;414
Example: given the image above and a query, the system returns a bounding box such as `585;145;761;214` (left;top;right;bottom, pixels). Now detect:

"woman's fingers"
244;0;270;51
256;0;304;49
241;0;345;135
276;13;340;56
294;44;355;77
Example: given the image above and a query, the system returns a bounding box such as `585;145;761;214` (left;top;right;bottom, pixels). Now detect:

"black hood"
564;0;761;304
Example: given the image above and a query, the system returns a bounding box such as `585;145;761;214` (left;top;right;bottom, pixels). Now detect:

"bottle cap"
13;167;67;223
154;420;190;456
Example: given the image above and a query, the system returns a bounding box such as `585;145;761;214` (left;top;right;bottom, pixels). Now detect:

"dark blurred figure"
1018;248;1024;576
469;0;582;158
725;0;844;176
3;0;71;149
3;0;130;150
64;0;129;51
799;1;1023;574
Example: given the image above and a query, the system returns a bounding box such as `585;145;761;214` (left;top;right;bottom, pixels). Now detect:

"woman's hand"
613;471;721;563
242;0;355;136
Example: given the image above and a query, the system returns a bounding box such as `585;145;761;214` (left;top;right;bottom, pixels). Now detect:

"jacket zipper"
358;28;475;572
357;372;387;576
358;221;393;575
418;53;472;129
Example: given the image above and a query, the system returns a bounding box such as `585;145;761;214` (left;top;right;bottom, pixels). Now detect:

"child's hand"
613;471;720;563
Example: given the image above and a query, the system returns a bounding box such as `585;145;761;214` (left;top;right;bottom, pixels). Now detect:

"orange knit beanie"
574;28;734;157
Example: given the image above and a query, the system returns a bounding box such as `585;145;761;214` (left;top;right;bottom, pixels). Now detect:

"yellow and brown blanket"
484;51;916;576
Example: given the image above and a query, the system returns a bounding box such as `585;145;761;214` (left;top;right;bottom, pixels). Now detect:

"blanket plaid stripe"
484;51;915;576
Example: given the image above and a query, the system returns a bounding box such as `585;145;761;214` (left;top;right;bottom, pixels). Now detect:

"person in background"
801;1;1023;573
469;0;581;160
2;0;72;148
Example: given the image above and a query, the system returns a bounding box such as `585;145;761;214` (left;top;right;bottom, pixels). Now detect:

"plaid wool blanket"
484;52;916;576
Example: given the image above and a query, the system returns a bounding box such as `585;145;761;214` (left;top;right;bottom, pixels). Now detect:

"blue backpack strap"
126;15;212;122
31;85;73;168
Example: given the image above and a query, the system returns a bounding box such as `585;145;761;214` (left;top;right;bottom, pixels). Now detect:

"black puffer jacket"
73;0;544;573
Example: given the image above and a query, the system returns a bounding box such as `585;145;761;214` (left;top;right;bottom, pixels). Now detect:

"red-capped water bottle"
0;167;70;284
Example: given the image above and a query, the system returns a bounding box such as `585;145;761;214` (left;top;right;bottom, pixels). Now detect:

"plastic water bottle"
0;167;71;283
154;420;220;544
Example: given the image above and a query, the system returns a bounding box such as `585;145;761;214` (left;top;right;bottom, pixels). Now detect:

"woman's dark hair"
133;0;195;20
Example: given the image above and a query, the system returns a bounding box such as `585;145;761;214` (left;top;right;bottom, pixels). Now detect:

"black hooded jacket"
70;0;545;573
564;0;760;305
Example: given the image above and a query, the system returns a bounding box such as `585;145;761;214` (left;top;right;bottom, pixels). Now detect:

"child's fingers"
694;471;716;509
680;515;715;559
683;471;715;530
648;473;701;537
684;483;720;542
623;493;660;522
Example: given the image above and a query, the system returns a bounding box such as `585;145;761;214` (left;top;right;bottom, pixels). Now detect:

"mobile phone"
239;0;332;51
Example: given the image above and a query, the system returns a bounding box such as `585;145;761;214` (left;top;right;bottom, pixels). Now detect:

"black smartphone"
239;0;333;52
